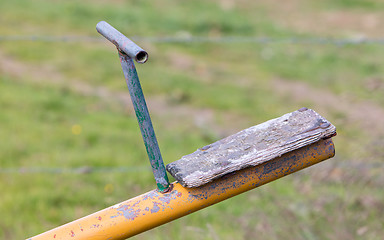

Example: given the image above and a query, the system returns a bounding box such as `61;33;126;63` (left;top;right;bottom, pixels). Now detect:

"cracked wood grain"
166;108;336;188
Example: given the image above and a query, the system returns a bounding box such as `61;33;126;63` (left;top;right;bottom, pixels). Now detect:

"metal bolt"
320;121;331;129
200;145;211;151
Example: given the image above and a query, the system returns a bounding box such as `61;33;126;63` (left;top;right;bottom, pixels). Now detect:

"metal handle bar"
96;21;148;64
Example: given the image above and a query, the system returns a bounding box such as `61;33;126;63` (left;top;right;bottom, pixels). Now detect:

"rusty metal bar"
27;138;335;240
97;21;170;192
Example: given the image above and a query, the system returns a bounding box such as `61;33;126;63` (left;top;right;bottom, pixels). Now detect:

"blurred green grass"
1;0;383;239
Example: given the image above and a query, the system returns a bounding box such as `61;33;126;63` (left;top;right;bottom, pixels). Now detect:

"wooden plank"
166;108;336;188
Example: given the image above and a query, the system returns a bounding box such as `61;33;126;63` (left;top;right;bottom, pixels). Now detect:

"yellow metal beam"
27;138;335;240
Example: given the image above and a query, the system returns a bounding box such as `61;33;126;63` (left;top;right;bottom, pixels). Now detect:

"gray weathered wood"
166;108;336;188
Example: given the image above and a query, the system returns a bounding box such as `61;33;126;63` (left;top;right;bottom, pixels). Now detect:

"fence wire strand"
0;162;382;174
0;166;152;174
1;35;384;45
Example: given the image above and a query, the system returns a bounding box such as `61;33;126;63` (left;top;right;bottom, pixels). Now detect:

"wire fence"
1;161;383;174
0;166;151;174
1;35;383;176
1;35;384;45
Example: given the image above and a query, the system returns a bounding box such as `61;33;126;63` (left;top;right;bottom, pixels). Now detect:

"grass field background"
1;0;384;239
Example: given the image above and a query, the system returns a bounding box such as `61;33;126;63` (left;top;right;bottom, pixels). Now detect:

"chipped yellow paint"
28;139;335;240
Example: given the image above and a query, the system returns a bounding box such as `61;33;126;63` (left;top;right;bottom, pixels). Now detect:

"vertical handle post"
96;21;170;192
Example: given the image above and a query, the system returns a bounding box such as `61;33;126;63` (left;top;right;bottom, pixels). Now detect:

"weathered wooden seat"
166;108;336;188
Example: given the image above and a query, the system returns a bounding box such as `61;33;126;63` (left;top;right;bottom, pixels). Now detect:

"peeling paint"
118;46;170;192
158;196;171;204
116;205;141;221
27;139;335;240
150;203;160;213
142;190;158;200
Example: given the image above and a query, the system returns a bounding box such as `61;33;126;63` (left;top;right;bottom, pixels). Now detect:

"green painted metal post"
96;21;170;192
118;51;170;192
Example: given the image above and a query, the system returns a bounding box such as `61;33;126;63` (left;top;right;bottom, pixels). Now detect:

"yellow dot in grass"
71;124;82;135
104;183;114;193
